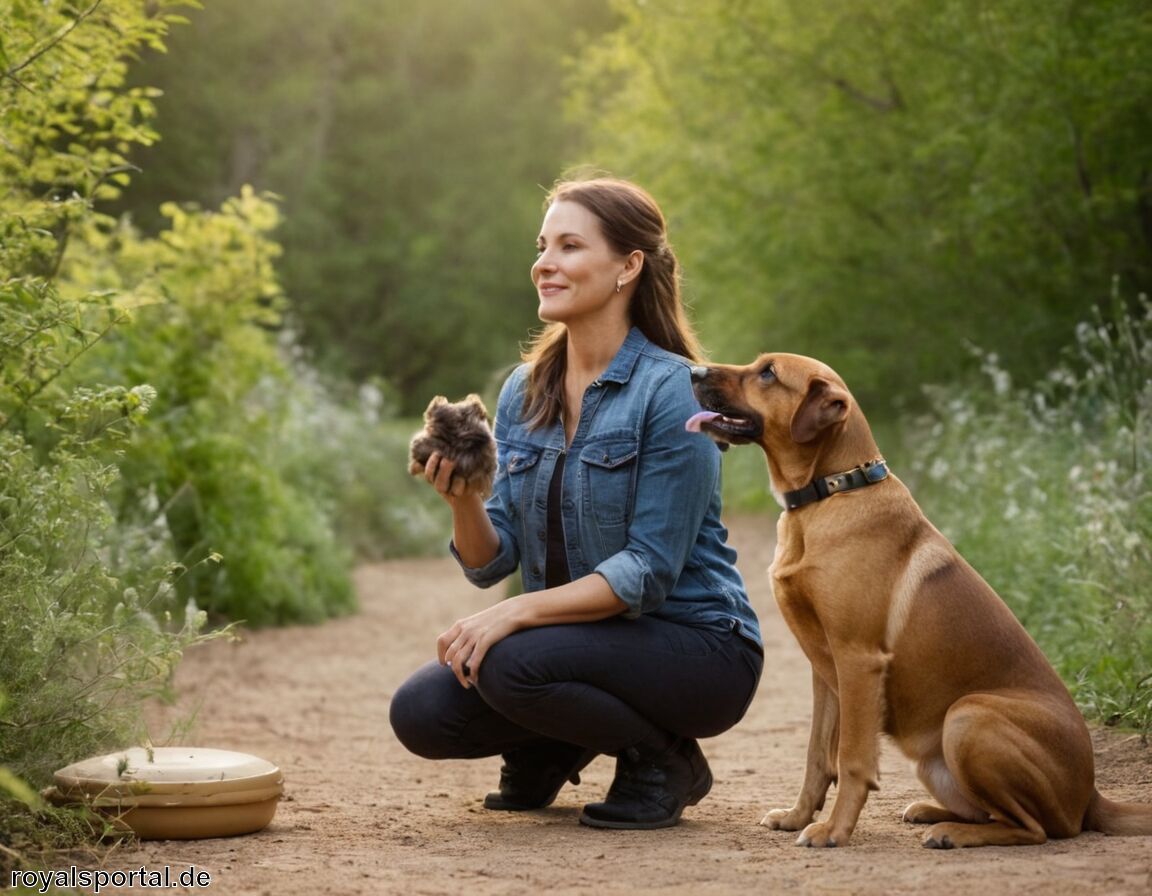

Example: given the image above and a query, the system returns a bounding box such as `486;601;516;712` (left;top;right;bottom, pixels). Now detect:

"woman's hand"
435;578;627;688
422;451;470;501
436;601;523;688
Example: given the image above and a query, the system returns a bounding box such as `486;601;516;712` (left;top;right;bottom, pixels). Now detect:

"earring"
615;279;623;294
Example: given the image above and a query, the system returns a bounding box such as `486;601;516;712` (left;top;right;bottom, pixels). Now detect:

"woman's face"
531;200;632;326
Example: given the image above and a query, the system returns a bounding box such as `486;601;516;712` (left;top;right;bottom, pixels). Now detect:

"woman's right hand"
423;451;459;499
423;451;469;501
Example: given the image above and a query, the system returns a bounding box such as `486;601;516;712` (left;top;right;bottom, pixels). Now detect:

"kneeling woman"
389;177;762;829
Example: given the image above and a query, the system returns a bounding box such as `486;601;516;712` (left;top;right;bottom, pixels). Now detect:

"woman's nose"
531;255;554;281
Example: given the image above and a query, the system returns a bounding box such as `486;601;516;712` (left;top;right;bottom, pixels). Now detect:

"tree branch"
3;0;105;83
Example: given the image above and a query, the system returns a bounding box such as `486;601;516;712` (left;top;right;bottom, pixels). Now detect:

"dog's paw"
759;808;811;831
922;829;956;849
903;801;959;825
796;821;842;848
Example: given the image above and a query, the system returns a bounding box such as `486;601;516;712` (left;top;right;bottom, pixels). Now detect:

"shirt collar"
596;327;648;385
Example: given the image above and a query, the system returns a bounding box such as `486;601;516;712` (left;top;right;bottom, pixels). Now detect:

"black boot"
578;737;712;830
483;742;597;811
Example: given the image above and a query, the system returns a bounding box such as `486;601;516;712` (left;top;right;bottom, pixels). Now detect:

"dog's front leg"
797;648;888;848
761;667;839;831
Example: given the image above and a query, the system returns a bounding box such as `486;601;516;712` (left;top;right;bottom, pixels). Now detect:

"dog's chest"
770;520;895;638
769;529;829;642
769;517;824;592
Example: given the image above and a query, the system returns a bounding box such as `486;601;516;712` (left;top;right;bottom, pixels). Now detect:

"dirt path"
98;515;1151;895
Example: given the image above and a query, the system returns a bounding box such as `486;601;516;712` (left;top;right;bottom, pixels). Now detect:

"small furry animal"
408;394;497;497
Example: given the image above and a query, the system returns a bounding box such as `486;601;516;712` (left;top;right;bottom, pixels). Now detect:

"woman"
389;177;762;830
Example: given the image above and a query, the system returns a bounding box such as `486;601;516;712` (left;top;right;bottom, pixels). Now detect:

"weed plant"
270;365;453;562
900;288;1151;732
0;791;111;881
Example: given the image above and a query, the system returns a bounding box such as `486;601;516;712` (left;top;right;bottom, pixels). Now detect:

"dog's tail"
1083;789;1152;836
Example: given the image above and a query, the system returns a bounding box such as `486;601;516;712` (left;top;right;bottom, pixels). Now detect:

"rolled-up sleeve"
594;365;719;617
450;368;524;588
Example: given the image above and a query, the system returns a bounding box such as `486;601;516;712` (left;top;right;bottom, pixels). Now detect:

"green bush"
0;295;228;810
60;192;358;625
899;286;1151;731
1;1;360;864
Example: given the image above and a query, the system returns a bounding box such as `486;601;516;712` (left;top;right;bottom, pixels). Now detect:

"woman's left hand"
437;601;522;688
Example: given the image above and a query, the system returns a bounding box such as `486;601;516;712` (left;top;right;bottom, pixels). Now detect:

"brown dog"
688;353;1152;849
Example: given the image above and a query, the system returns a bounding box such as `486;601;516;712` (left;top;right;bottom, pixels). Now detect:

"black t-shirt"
545;453;571;589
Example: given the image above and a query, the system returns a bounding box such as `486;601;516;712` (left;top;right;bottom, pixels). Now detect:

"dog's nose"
690;365;709;382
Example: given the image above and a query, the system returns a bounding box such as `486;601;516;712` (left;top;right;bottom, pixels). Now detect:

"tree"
570;0;1152;408
117;0;618;410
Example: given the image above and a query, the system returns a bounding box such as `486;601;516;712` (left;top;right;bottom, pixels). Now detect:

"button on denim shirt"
452;328;762;647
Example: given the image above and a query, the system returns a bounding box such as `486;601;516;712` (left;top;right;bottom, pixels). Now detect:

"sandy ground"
86;514;1151;895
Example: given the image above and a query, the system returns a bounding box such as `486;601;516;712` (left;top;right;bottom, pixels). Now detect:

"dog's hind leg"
904;756;989;825
761;669;839;831
919;694;1092;848
904;802;967;825
924;819;1048;849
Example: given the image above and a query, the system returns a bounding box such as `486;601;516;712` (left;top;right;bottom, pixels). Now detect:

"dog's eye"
759;363;776;382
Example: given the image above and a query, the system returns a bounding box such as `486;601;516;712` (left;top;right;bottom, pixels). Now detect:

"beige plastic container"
50;747;283;840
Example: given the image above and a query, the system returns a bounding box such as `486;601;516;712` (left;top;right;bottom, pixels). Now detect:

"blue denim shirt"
452;327;762;647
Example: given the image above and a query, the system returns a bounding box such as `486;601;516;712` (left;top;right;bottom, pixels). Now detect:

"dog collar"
783;459;889;510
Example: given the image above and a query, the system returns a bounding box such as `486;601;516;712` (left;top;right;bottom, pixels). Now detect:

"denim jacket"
453;327;762;647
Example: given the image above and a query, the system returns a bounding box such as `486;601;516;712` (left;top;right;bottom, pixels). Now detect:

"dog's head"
689;354;876;494
689;354;852;446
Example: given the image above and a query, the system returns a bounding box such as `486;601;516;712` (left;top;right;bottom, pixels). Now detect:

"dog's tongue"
685;410;722;433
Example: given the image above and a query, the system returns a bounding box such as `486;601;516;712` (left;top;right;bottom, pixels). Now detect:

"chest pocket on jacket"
504;447;542;520
579;438;638;528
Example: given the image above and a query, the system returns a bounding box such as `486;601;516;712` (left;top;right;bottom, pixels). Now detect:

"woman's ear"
618;248;645;289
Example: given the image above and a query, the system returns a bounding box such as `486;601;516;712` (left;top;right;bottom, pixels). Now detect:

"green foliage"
899;287;1151;731
1;0;222;796
115;0;617;411
269;375;453;562
570;0;1152;412
0;0;185;246
1;792;109;882
0;300;224;783
59;189;356;625
1;2;387;868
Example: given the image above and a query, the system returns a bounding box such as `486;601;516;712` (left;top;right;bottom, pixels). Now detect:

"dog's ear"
790;377;850;444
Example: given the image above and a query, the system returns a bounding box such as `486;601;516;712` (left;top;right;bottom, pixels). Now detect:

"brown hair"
521;177;703;429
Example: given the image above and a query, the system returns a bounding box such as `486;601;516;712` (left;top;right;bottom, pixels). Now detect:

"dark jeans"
390;616;763;759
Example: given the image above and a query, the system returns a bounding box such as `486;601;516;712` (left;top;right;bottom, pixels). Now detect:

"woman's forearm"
449;492;502;569
504;573;627;627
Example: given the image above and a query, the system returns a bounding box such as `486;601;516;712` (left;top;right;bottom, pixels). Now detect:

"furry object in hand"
408;394;497;496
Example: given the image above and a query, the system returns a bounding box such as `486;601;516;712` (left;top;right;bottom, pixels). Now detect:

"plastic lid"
53;747;283;801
